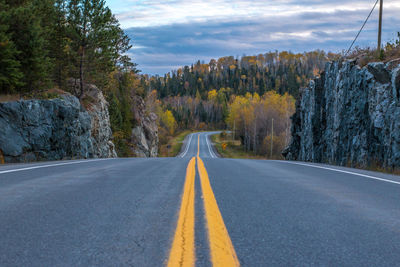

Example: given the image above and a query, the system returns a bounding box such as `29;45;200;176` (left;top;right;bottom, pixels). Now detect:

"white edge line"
178;134;186;157
211;133;218;158
183;134;193;157
279;161;400;185
205;133;216;158
0;158;113;175
180;133;193;158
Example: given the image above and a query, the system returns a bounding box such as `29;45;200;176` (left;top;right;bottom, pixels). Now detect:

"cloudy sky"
106;0;400;75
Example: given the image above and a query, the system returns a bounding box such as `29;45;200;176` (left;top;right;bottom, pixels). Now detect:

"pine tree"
66;0;132;98
51;0;69;88
0;0;23;93
6;0;52;92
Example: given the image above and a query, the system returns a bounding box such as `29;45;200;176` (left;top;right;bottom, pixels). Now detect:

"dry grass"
211;133;265;160
0;88;70;103
158;130;192;157
344;158;400;176
0;149;4;164
0;94;22;103
345;47;400;67
345;33;400;67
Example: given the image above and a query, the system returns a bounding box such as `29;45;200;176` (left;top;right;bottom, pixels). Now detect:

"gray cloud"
118;1;400;75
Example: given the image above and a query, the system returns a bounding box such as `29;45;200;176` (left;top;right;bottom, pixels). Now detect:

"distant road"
1;132;400;266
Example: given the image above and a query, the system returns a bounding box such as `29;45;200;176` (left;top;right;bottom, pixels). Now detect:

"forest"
0;0;133;95
0;0;343;158
0;0;142;155
137;51;339;157
150;51;339;99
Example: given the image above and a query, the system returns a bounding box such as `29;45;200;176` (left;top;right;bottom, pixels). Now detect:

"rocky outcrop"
284;59;400;169
0;87;116;163
83;84;117;158
130;96;158;157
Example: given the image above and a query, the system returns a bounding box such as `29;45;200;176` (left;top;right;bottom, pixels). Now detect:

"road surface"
1;132;400;266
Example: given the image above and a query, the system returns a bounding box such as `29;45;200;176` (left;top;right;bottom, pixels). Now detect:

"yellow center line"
168;133;239;266
167;157;196;267
197;134;240;267
197;135;200;157
197;156;240;267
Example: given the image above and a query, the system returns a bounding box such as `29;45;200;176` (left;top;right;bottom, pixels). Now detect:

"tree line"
147;50;339;100
226;92;295;157
0;0;140;156
136;51;337;157
0;0;132;96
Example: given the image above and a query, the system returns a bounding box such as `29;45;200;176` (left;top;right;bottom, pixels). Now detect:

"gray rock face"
0;88;116;163
83;84;117;158
130;96;158;157
284;59;400;169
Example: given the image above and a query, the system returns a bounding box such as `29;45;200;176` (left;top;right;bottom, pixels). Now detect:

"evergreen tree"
51;0;69;88
0;0;23;93
6;0;52;92
66;0;132;97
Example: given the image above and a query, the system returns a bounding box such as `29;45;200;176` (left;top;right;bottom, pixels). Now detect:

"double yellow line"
168;135;239;267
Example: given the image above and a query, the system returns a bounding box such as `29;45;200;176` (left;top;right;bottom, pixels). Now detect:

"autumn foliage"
226;91;295;158
148;50;337;100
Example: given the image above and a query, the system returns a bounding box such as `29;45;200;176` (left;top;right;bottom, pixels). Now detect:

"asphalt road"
1;132;400;266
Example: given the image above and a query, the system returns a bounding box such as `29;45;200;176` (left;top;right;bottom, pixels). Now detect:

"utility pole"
377;0;383;54
233;120;236;141
270;118;274;159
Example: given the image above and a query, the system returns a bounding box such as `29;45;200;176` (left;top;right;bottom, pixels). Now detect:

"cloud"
106;0;400;74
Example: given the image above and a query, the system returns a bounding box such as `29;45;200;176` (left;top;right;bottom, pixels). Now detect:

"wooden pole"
233;120;235;141
270;118;274;158
377;0;383;54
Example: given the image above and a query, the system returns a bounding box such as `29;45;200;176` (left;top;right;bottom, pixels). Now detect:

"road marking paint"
167;157;196;267
0;158;112;175
197;156;240;267
280;161;400;186
197;135;200;157
180;134;193;158
205;134;216;158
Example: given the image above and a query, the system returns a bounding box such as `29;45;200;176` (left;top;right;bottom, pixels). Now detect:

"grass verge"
211;133;265;159
159;130;192;157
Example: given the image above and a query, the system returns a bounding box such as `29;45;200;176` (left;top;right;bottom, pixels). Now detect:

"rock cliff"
83;84;117;158
0;86;116;163
130;96;158;157
284;59;400;169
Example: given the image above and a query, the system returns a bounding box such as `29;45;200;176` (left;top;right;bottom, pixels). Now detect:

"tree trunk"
253;120;257;154
79;47;84;99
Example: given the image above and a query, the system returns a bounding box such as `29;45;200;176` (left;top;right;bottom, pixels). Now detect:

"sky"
106;0;400;75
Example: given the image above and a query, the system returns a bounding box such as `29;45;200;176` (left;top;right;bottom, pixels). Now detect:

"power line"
345;0;379;56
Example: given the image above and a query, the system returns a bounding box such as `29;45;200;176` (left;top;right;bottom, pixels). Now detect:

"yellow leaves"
159;109;177;135
312;67;320;77
253;92;260;102
248;58;256;65
296;75;302;84
226;91;295;135
225;90;296;157
208;89;218;101
113;130;126;140
0;40;9;47
195;89;201;100
0;149;4;164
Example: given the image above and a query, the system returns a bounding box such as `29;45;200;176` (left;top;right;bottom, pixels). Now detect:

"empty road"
1;132;400;266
